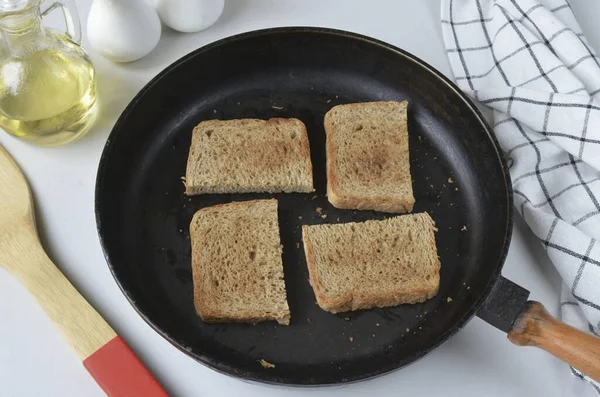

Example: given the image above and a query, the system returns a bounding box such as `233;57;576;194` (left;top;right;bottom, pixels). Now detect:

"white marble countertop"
1;1;599;396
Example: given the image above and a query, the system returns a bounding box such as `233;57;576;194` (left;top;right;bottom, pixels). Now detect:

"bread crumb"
467;286;471;290
321;214;327;219
179;229;183;233
418;135;422;141
349;337;353;342
213;109;217;114
272;105;283;110
336;217;340;222
258;359;275;369
448;178;454;183
327;99;332;103
312;195;318;200
430;184;434;189
237;102;240;105
298;216;303;220
296;242;300;248
373;334;375;337
461;225;468;231
316;207;323;215
447;297;453;303
376;323;380;326
344;316;350;321
307;318;311;323
335;95;339;98
406;328;410;332
455;187;459;191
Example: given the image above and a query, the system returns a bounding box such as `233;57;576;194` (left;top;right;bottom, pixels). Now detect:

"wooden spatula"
0;144;168;397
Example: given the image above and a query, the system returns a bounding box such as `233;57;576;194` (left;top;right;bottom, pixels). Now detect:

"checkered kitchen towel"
441;0;600;391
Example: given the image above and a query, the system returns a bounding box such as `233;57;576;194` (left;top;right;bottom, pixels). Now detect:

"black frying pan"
95;27;600;385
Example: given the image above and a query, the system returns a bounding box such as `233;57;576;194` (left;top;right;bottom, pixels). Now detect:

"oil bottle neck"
0;8;46;54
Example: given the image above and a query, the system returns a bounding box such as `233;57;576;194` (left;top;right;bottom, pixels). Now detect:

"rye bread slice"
302;212;439;313
185;118;313;195
190;199;290;325
325;101;415;213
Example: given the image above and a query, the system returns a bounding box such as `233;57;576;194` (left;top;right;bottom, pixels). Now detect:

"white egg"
156;0;224;33
87;0;162;63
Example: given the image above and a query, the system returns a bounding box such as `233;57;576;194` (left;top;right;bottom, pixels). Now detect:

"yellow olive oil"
0;32;97;146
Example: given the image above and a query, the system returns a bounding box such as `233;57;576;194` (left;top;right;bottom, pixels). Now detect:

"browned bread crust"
302;212;439;313
185;118;313;195
325;101;415;213
190;199;290;325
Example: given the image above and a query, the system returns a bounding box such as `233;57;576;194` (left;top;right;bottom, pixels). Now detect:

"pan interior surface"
96;28;511;385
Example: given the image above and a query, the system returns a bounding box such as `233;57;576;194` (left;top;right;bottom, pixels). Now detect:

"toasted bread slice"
190;199;290;325
185;118;313;195
302;212;439;313
324;101;414;213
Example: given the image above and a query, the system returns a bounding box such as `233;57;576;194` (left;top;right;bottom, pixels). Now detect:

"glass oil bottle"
0;0;97;146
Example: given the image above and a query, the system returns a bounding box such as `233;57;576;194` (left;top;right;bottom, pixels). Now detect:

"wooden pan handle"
508;301;600;382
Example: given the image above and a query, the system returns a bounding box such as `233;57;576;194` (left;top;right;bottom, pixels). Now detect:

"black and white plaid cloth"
441;0;600;392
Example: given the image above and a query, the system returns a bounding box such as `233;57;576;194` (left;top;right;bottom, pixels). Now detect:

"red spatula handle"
83;336;168;397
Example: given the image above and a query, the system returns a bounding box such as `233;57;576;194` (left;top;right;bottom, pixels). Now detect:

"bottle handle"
40;0;82;43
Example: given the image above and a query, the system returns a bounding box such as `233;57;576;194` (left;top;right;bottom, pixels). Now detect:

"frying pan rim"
95;26;514;385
